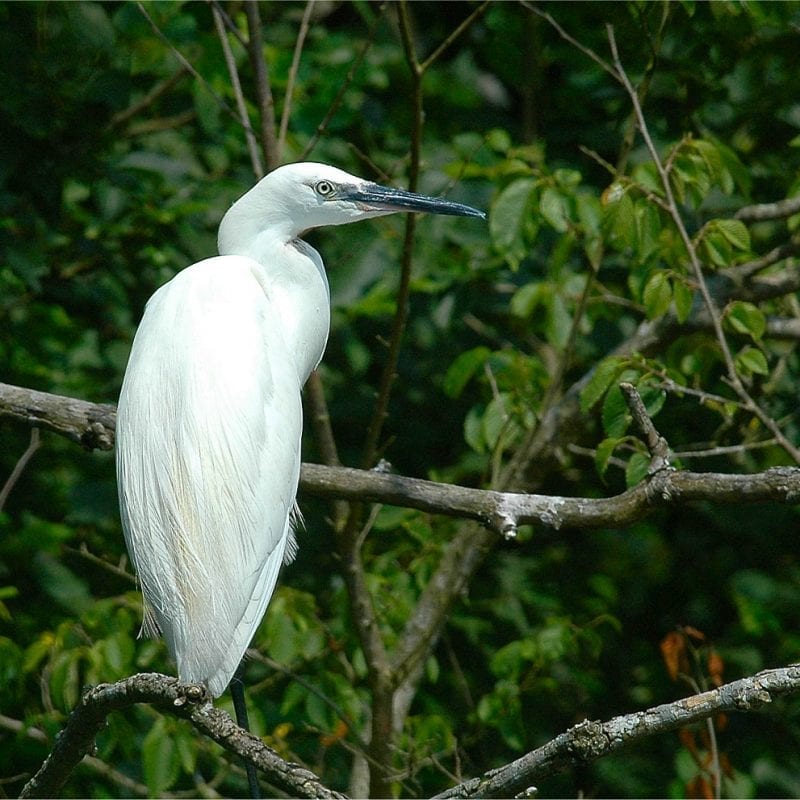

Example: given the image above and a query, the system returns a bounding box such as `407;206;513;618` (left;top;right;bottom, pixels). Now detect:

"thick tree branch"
21;662;800;800
0;383;115;450
734;195;800;222
435;664;800;798
3;383;800;537
20;673;345;800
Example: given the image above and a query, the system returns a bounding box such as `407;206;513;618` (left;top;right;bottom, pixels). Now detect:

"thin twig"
278;0;315;160
522;1;620;82
211;1;263;177
619;382;671;471
105;65;189;131
0;429;41;512
434;664;800;798
359;0;422;470
247;650;371;755
244;2;279;172
301;3;388;160
135;3;247;134
63;543;137;585
725;240;800;283
606;24;800;464
419;1;490;73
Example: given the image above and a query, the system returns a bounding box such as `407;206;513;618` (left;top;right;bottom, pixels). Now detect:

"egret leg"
231;661;261;799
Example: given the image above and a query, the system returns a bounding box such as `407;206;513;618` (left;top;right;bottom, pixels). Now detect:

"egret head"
218;162;484;254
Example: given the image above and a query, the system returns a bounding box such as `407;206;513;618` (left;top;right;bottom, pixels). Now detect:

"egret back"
117;255;303;696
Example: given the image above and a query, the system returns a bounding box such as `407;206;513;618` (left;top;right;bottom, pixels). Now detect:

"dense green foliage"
2;1;800;797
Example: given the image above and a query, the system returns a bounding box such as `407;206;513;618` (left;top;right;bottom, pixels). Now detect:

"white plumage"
116;162;483;698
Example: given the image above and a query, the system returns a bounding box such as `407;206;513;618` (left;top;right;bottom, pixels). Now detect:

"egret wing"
117;255;301;696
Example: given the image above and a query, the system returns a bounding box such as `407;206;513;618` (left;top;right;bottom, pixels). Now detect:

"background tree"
2;1;800;797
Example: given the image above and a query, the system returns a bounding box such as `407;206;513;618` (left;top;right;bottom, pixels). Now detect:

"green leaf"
642;272;672;319
625;450;651;487
581;356;627;413
482;394;510;450
637;379;667;419
602;378;634;438
539;187;570;232
510;282;543;318
701;229;732;268
725;301;765;341
636;201;662;260
604;191;636;249
735;346;769;377
464;405;485;454
673;279;694;323
490;178;538;268
142;718;180;797
716;219;750;252
443;347;490;398
595;437;621;478
545;290;572;349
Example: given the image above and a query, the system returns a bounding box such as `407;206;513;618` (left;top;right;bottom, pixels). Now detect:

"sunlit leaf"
581;356;628;413
490;178;538;268
725;301;765;341
443;346;491;398
735;345;769;377
643;272;672;319
539;187;570;232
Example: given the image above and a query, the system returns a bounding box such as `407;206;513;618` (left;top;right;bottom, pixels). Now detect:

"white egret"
116;162;484;703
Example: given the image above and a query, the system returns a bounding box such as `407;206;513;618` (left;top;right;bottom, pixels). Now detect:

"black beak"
343;182;486;219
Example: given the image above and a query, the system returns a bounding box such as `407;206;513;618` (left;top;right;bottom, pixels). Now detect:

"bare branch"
619;382;670;470
278;0;315;160
360;0;423;471
244;2;280;172
0;428;41;512
2;383;800;536
105;65;189;131
419;1;491;74
606;25;800;464
301;3;388;161
211;2;263;178
0;383;115;451
735;195;800;222
135;3;246;134
435;664;800;798
725;240;800;283
522;1;620;82
19;673;345;800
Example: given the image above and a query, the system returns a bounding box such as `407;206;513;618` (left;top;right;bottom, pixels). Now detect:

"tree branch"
277;0;315;160
606;25;800;465
434;664;800;798
3;382;800;536
0;383;115;450
734;195;800;222
211;1;263;178
20;673;345;800
244;2;280;172
300;3;388;161
0;428;40;511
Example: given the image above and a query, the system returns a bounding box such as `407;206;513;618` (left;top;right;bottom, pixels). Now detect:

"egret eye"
314;180;335;197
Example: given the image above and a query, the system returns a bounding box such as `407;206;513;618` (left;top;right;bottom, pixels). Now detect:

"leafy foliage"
2;1;800;797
